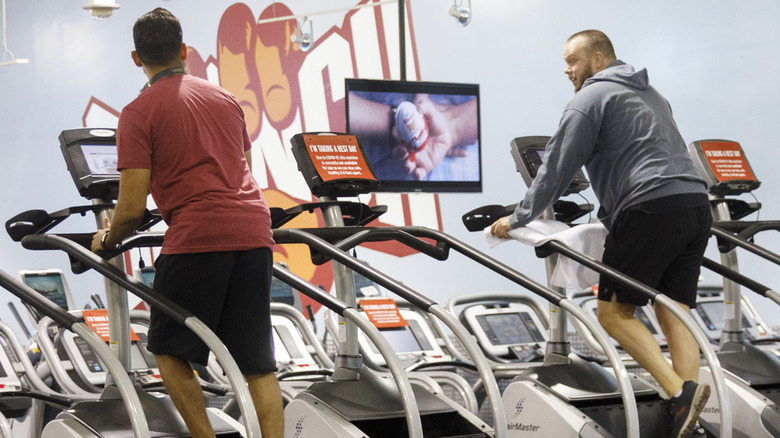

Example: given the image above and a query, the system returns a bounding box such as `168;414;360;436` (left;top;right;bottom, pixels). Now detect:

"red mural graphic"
85;1;441;313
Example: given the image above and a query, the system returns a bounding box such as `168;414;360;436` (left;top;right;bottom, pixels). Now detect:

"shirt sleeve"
509;108;599;228
116;107;153;170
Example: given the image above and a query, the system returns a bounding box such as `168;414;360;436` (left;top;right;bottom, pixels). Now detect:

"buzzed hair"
568;30;616;61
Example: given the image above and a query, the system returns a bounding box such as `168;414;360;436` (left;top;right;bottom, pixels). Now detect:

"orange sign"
359;298;408;329
82;309;140;342
700;141;756;182
303;134;376;182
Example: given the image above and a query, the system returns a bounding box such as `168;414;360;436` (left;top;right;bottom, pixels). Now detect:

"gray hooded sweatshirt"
509;60;707;231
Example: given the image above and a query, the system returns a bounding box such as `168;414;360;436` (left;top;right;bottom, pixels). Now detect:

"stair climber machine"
3;127;269;437
321;294;482;416
15;269;161;398
690;284;780;355
0;308;80;438
461;136;733;437
270;132;503;438
282;132;647;438
686;139;780;436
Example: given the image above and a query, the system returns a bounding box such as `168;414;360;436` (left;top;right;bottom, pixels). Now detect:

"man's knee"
597;299;636;332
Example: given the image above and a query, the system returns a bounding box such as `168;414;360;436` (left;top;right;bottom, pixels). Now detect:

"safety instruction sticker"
359;298;408;328
700;141;756;182
303;134;376;182
82;309;140;342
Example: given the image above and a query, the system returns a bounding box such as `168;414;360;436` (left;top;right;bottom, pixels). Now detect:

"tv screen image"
345;79;481;193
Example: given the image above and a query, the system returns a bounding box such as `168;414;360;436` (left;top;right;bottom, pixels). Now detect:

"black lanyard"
140;66;188;92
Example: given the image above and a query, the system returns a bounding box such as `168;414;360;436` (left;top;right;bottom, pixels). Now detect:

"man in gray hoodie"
491;30;711;438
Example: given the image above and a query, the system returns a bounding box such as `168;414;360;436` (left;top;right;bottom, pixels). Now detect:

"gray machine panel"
460;302;547;359
357;309;447;367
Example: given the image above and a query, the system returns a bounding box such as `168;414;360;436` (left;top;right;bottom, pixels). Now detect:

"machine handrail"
288;226;565;305
5;206;162;243
0;269;151;438
712;219;780;238
276;226;451;264
540;239;732;438
710;224;780;265
269;264;424;438
0;320;74;398
701;257;780;304
17;234;263;438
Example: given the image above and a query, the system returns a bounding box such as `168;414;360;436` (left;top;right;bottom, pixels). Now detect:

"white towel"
485;219;608;290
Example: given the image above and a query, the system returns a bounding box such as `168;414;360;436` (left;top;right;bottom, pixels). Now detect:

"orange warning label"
700;141;756;182
82;309;140;342
359;298;408;329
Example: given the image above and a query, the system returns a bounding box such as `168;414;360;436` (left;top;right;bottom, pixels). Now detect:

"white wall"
1;0;779;341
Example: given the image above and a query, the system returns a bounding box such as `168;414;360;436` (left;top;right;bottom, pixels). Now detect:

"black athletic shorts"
598;193;711;308
147;247;276;374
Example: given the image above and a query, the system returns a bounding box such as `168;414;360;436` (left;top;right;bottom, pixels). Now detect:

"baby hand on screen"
394;94;475;180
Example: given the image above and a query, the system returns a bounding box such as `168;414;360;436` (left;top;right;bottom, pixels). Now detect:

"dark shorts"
147;247;276;374
598;193;712;308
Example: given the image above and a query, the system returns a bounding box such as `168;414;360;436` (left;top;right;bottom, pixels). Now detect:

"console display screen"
697;301;751;331
476;312;543;345
80;144;118;176
22;272;69;311
380;325;423;353
346;78;481;193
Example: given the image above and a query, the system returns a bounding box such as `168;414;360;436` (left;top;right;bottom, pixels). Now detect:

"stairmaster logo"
507;422;542;432
702;406;719;414
293;416;305;438
509;397;541;432
513;396;527;417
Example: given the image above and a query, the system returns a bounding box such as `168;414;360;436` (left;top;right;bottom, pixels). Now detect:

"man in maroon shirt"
91;8;282;438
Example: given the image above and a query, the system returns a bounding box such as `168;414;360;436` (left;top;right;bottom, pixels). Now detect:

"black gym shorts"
147;247;277;374
598;193;711;308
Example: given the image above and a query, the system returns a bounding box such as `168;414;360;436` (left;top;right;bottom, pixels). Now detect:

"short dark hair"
568;29;616;61
133;8;182;67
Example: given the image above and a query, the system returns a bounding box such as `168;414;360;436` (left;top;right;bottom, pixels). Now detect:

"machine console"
691;295;761;344
510;136;590;196
688;139;760;196
58;323;157;387
271;315;319;371
290;132;379;197
19;269;75;324
358;307;448;368
59;128;119;200
460;302;547;361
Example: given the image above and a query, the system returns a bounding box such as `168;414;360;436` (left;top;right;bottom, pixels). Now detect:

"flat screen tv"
345;78;481;193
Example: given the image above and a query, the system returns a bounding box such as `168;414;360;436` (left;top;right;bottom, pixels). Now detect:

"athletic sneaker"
691;423;707;437
668;381;711;438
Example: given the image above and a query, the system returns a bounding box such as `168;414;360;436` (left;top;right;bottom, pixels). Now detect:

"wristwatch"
100;232;120;251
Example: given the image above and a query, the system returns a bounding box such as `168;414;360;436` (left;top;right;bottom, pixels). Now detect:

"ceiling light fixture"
83;0;120;20
290;16;314;52
1;0;28;66
449;0;472;27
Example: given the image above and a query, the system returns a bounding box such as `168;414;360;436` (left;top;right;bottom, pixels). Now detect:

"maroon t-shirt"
117;74;274;254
